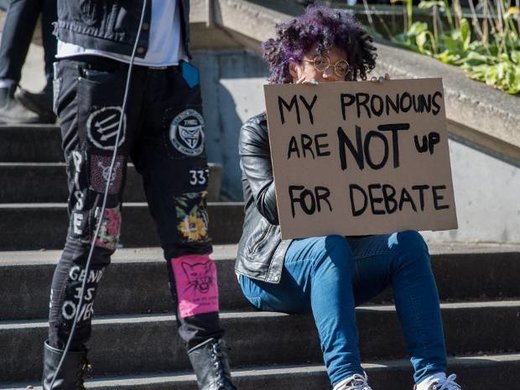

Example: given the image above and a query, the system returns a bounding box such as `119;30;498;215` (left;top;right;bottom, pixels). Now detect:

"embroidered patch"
169;109;205;156
95;205;122;250
70;150;86;211
86;106;126;150
71;210;88;238
61;265;105;324
90;154;124;194
176;192;209;243
171;255;219;318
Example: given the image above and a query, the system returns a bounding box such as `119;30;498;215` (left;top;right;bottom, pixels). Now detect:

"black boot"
0;85;41;124
188;338;237;390
41;341;89;390
16;83;56;123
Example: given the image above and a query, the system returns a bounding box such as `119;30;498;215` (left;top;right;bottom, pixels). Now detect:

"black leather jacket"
236;113;292;283
55;0;191;58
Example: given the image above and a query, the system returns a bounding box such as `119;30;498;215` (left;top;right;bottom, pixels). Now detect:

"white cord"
48;0;148;387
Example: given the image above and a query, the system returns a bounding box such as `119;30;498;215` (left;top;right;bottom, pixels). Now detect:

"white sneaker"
334;372;373;390
414;373;462;390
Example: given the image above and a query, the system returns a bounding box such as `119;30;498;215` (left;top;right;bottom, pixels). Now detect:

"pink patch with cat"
171;254;219;318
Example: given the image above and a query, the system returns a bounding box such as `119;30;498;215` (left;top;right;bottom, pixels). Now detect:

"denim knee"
314;235;354;271
390;230;431;270
389;230;427;252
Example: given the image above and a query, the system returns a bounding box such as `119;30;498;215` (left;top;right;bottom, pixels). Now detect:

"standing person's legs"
16;0;58;120
348;231;447;385
0;0;41;82
133;65;235;389
0;0;42;122
43;57;142;389
40;0;56;82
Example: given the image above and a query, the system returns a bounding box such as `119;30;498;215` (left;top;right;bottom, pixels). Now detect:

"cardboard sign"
264;78;458;239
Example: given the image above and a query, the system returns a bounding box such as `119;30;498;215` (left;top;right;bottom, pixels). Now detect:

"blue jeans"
239;231;447;386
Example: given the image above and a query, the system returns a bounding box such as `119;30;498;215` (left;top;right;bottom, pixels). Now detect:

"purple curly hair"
262;5;377;83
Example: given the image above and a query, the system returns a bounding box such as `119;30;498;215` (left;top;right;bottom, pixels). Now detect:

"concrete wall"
422;138;520;244
192;50;269;200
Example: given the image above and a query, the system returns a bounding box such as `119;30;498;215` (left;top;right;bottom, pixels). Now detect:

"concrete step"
0;245;250;320
0;202;244;250
0;125;62;162
1;245;519;320
4;353;520;389
1;303;519;382
0;162;222;203
0;163;145;203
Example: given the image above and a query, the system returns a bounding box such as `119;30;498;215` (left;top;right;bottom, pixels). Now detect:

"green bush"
387;0;520;94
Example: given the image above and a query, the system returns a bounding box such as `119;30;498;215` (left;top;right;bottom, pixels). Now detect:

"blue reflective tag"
181;61;200;88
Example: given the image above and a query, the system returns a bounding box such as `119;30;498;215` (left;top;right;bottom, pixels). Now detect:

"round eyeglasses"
303;55;350;79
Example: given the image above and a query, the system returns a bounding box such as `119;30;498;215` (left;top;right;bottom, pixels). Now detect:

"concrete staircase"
1;124;519;389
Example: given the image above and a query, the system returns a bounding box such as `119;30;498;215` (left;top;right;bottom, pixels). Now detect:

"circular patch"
86;106;126;150
169;109;205;156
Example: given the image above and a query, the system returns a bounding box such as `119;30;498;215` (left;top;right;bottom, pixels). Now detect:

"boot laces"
210;342;235;389
431;374;461;390
339;373;372;390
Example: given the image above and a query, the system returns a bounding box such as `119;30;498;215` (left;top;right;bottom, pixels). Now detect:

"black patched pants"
48;56;223;351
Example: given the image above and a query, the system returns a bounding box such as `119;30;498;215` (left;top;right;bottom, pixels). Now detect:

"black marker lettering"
278;95;300;125
287;136;300;159
338;126;365;171
432;185;450;209
349;184;368;216
340;93;356;120
299;94;318;125
377;123;409;168
364;131;389;170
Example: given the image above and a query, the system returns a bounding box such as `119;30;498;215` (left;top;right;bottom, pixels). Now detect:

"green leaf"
464;51;490;63
511;51;520;64
408;21;429;35
442;35;460;53
416;32;428;52
484;66;498;86
459;19;471;51
418;0;445;10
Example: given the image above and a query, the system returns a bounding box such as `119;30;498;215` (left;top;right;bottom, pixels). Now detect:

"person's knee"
391;230;431;270
392;230;428;253
316;235;353;270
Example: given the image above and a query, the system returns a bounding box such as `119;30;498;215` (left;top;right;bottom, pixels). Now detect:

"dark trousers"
48;56;223;351
0;0;57;83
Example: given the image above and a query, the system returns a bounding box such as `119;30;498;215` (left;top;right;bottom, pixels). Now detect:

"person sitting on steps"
236;5;463;390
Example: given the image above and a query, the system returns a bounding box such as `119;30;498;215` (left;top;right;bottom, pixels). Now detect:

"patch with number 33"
188;168;209;187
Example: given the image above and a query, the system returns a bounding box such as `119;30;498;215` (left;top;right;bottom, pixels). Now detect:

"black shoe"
16;84;56;123
0;85;42;124
41;341;89;390
188;338;237;390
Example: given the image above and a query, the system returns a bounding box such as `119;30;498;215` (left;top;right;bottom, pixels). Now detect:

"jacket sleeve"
239;120;280;225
